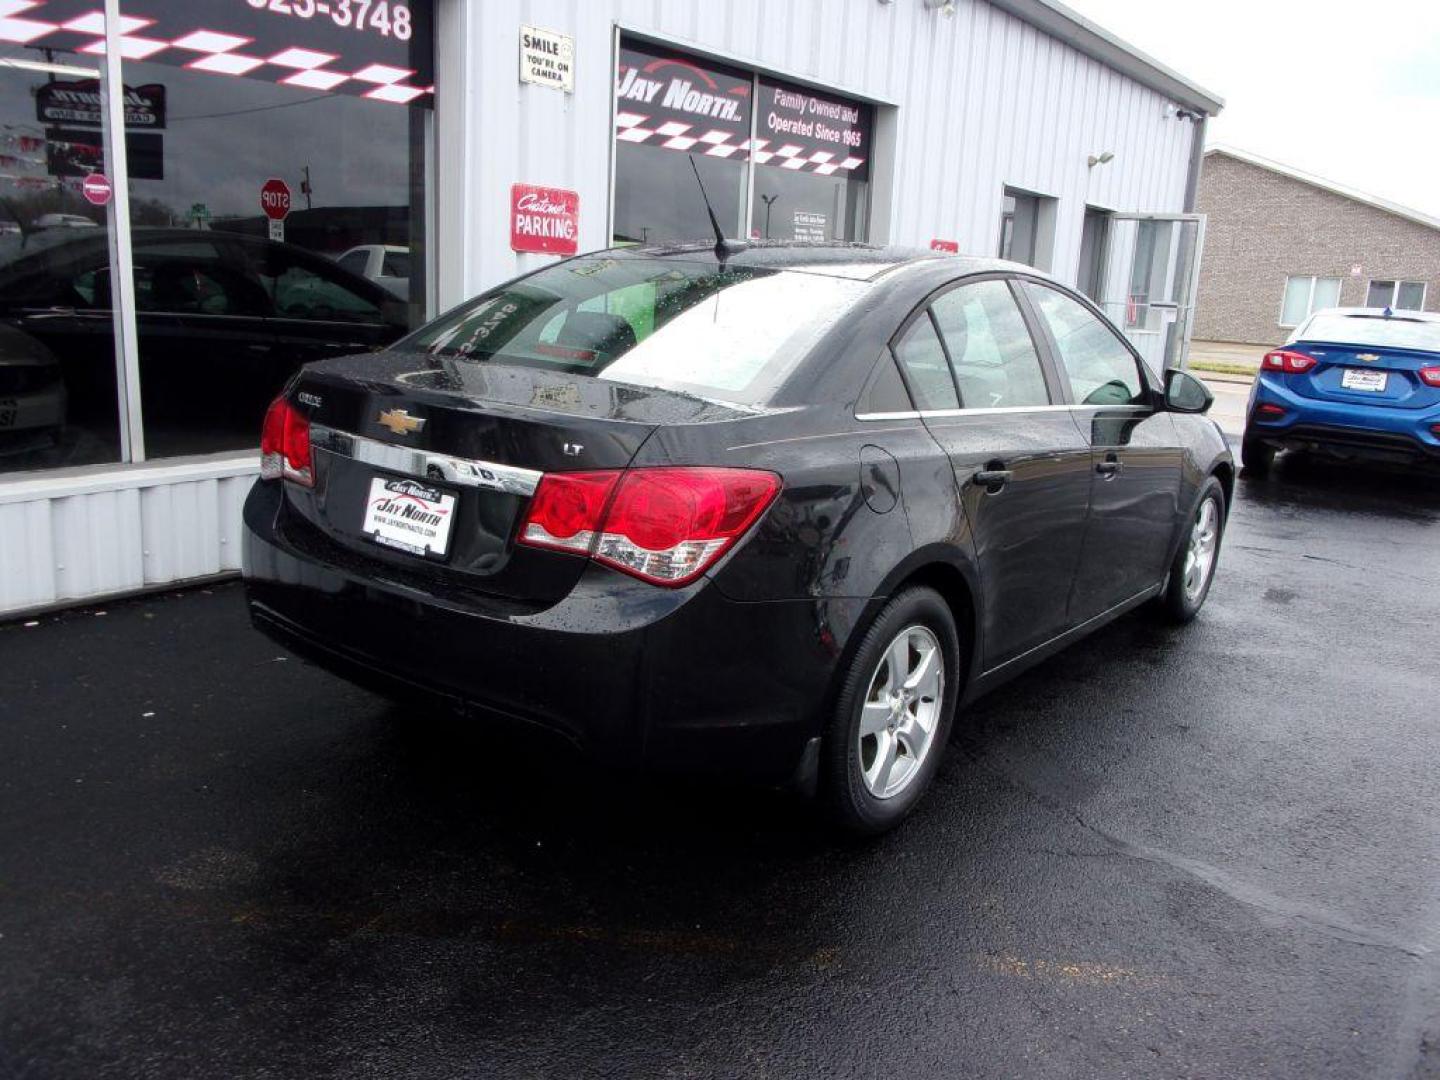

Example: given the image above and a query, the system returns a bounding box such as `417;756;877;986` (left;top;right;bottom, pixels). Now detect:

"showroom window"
1280;275;1342;327
1366;279;1426;312
0;0;433;475
612;38;872;247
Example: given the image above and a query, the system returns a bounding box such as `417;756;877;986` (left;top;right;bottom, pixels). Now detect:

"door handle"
1096;454;1124;478
974;464;1012;492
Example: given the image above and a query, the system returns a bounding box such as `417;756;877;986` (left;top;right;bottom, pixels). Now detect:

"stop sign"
82;173;112;206
260;178;291;221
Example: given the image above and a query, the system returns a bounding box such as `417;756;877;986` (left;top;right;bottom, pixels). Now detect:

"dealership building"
0;0;1221;616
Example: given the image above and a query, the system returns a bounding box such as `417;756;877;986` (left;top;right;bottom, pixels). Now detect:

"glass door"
1093;213;1206;375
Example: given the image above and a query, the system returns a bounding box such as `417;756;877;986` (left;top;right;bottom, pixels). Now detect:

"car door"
1018;281;1183;621
894;276;1093;670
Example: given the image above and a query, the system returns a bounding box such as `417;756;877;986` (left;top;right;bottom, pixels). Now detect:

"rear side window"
930;280;1050;408
892;315;959;410
402;255;869;405
1023;283;1145;406
858;350;914;415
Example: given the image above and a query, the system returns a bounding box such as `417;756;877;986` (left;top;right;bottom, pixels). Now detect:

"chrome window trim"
855;404;1151;421
309;425;542;496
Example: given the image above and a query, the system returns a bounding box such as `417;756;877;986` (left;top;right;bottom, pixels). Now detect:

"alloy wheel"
857;625;944;799
1183;497;1220;602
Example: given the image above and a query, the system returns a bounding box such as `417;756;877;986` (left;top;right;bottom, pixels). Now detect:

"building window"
997;187;1055;271
0;0;434;475
612;38;873;247
1366;279;1427;312
1280;275;1342;327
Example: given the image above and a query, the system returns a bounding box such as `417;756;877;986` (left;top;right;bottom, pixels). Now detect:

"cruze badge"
378;409;426;436
1356;353;1381;363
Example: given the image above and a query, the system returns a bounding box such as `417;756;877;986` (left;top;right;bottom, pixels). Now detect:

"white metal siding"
0;463;254;616
433;0;1199;307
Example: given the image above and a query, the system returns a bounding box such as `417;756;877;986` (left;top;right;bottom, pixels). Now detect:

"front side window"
404;255;868;405
1281;275;1342;326
1024;283;1145;406
891;315;959;411
930;280;1050;409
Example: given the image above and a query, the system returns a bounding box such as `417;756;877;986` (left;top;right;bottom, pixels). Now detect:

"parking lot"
2;451;1438;1079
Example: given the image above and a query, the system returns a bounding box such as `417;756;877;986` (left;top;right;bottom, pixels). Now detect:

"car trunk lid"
277;350;753;604
1290;341;1440;409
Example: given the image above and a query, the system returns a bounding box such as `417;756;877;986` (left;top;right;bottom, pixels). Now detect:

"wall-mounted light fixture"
923;0;957;14
1087;151;1115;168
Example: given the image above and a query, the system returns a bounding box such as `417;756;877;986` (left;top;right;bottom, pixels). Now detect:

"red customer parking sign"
511;184;579;255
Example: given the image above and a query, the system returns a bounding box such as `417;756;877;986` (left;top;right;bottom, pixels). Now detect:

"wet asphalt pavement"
3;455;1439;1079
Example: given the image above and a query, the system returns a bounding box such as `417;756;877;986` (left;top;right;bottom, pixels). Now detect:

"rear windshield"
399;255;869;404
1297;313;1440;352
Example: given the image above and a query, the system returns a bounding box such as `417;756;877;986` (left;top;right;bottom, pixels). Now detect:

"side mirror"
1164;368;1213;414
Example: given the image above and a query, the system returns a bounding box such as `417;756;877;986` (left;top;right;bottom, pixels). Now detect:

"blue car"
1243;307;1440;473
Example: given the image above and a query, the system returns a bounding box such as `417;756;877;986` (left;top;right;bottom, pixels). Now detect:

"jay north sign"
614;40;871;178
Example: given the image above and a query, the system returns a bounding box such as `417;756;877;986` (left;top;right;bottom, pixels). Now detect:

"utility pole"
761;194;778;239
301;165;312;210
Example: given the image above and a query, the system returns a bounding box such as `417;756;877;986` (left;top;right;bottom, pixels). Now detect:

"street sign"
190;202;211;222
260;177;291;221
82;173;112;206
268;218;285;243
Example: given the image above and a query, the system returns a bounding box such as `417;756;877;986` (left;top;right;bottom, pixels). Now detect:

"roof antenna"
688;154;747;266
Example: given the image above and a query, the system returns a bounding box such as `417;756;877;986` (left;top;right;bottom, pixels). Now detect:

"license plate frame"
1341;368;1388;393
362;475;458;559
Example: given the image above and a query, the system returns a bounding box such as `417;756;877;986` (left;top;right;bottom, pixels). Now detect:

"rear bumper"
1247;375;1440;463
241;480;856;781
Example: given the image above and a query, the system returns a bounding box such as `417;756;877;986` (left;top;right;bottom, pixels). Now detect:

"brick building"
1193;146;1440;347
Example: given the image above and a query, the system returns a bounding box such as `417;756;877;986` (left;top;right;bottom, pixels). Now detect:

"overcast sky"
1065;0;1440;217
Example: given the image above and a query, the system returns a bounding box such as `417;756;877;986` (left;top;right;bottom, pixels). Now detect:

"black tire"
821;586;962;835
1159;476;1226;624
1241;435;1275;476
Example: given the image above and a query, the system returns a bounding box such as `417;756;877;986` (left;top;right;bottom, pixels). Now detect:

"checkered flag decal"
0;2;432;104
615;111;865;176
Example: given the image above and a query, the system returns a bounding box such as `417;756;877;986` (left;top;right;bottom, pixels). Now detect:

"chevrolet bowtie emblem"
1356;353;1381;362
377;409;425;436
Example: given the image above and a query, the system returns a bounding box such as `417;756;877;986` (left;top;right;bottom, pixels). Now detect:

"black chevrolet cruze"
242;243;1231;833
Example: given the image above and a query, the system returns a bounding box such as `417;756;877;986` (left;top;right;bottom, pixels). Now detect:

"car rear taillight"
1254;403;1287;420
1419;366;1440;387
1262;349;1318;374
519;467;781;586
259;396;313;487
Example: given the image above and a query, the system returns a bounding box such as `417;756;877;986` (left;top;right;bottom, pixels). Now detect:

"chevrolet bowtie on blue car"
1243;307;1440;474
242;242;1232;834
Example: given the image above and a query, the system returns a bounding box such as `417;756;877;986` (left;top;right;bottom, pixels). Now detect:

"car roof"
599;240;1031;283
